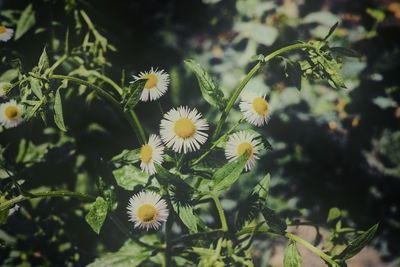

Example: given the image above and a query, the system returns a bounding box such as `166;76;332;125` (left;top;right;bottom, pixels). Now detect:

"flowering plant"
0;2;379;267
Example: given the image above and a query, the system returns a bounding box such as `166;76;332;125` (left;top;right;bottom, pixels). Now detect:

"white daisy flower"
131;67;170;102
0;100;23;128
0;26;14;42
239;93;270;127
127;191;169;231
0;82;11;99
160;106;209;153
225;131;262;171
140;134;164;175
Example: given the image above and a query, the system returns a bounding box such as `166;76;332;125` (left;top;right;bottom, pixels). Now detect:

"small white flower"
160;106;208;153
131;67;170;102
0;82;10;99
140;134;164;175
239;93;270;127
127;191;169;231
0;100;23;128
0;26;14;42
225;131;262;171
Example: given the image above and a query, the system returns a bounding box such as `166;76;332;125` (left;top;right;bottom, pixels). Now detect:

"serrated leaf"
85;197;108;234
235;193;260;229
54;80;68;132
211;150;248;193
38;47;49;73
323;22;339;41
184;59;227;109
154;164;194;192
284;241;302;267
327;207;341;223
172;202;197;233
14;4;35;40
252;173;271;203
111;149;140;163
87;238;154;266
123;79;147;111
330;47;361;58
261;207;287;234
337;223;379;261
112;165;149;190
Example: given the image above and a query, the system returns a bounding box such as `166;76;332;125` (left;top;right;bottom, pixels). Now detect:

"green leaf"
0;69;19;82
111;149;140;163
184;59;227;109
87;236;157;266
211;150;248;193
38;47;49;73
112;165;149;190
323;22;339;41
327;207;341;223
284;241;302;267
337;223;379;261
261;207;287;234
54;80;68;132
252;173;271;203
29;77;43;99
0;209;9;224
123;79;147;111
154;164;194;192
85;197;108;234
14;4;36;40
172;202;198;233
330;47;361;58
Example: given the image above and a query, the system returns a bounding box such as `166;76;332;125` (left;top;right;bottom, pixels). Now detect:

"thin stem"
212;43;316;141
192;118;244;166
93;72;123;95
50;74;145;144
236;226;271;236
45;54;68;76
0;190;95;211
285;232;339;267
203;192;228;231
157;100;164;116
130;110;146;144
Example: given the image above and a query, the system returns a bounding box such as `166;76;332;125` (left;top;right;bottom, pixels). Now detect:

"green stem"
203;192;228;231
212;43;315;141
45;54;68;76
0;190;95;212
50;74;145;144
192;118;244;166
236;226;271;236
285;232;339;267
93;72;123;95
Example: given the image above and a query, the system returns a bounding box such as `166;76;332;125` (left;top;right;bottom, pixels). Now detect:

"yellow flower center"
237;142;253;159
137;204;157;223
140;144;153;163
174;118;196;138
252;97;269;115
0;26;6;34
5;106;19;120
142;73;158;89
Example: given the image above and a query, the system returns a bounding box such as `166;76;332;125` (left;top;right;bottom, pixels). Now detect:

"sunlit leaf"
85;197;108;234
112;165;149;190
327;207;341;223
54;80;68;132
284;241;302;267
111;149;141;164
184;59;227;110
172;202;198;233
38;47;49;73
123;79;147;111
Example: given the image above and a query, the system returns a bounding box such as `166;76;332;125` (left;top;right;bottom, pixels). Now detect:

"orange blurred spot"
352;117;359;127
329;121;337;131
388;2;400;19
395;107;400;118
212;45;223;57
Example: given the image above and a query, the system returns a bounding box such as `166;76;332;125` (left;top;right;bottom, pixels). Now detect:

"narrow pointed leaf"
123;79;147;111
284;241;302;267
14;4;36;40
212;150;248;193
85;197;108;234
261;207;287;234
54;80;68;131
337;223;379;261
38;47;49;73
323;22;339;41
252;173;271;203
330;47;361;58
184;59;227;109
172;202;198;233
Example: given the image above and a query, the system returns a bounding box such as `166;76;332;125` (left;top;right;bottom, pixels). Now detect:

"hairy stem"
285;232;339;266
212;43;315;141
